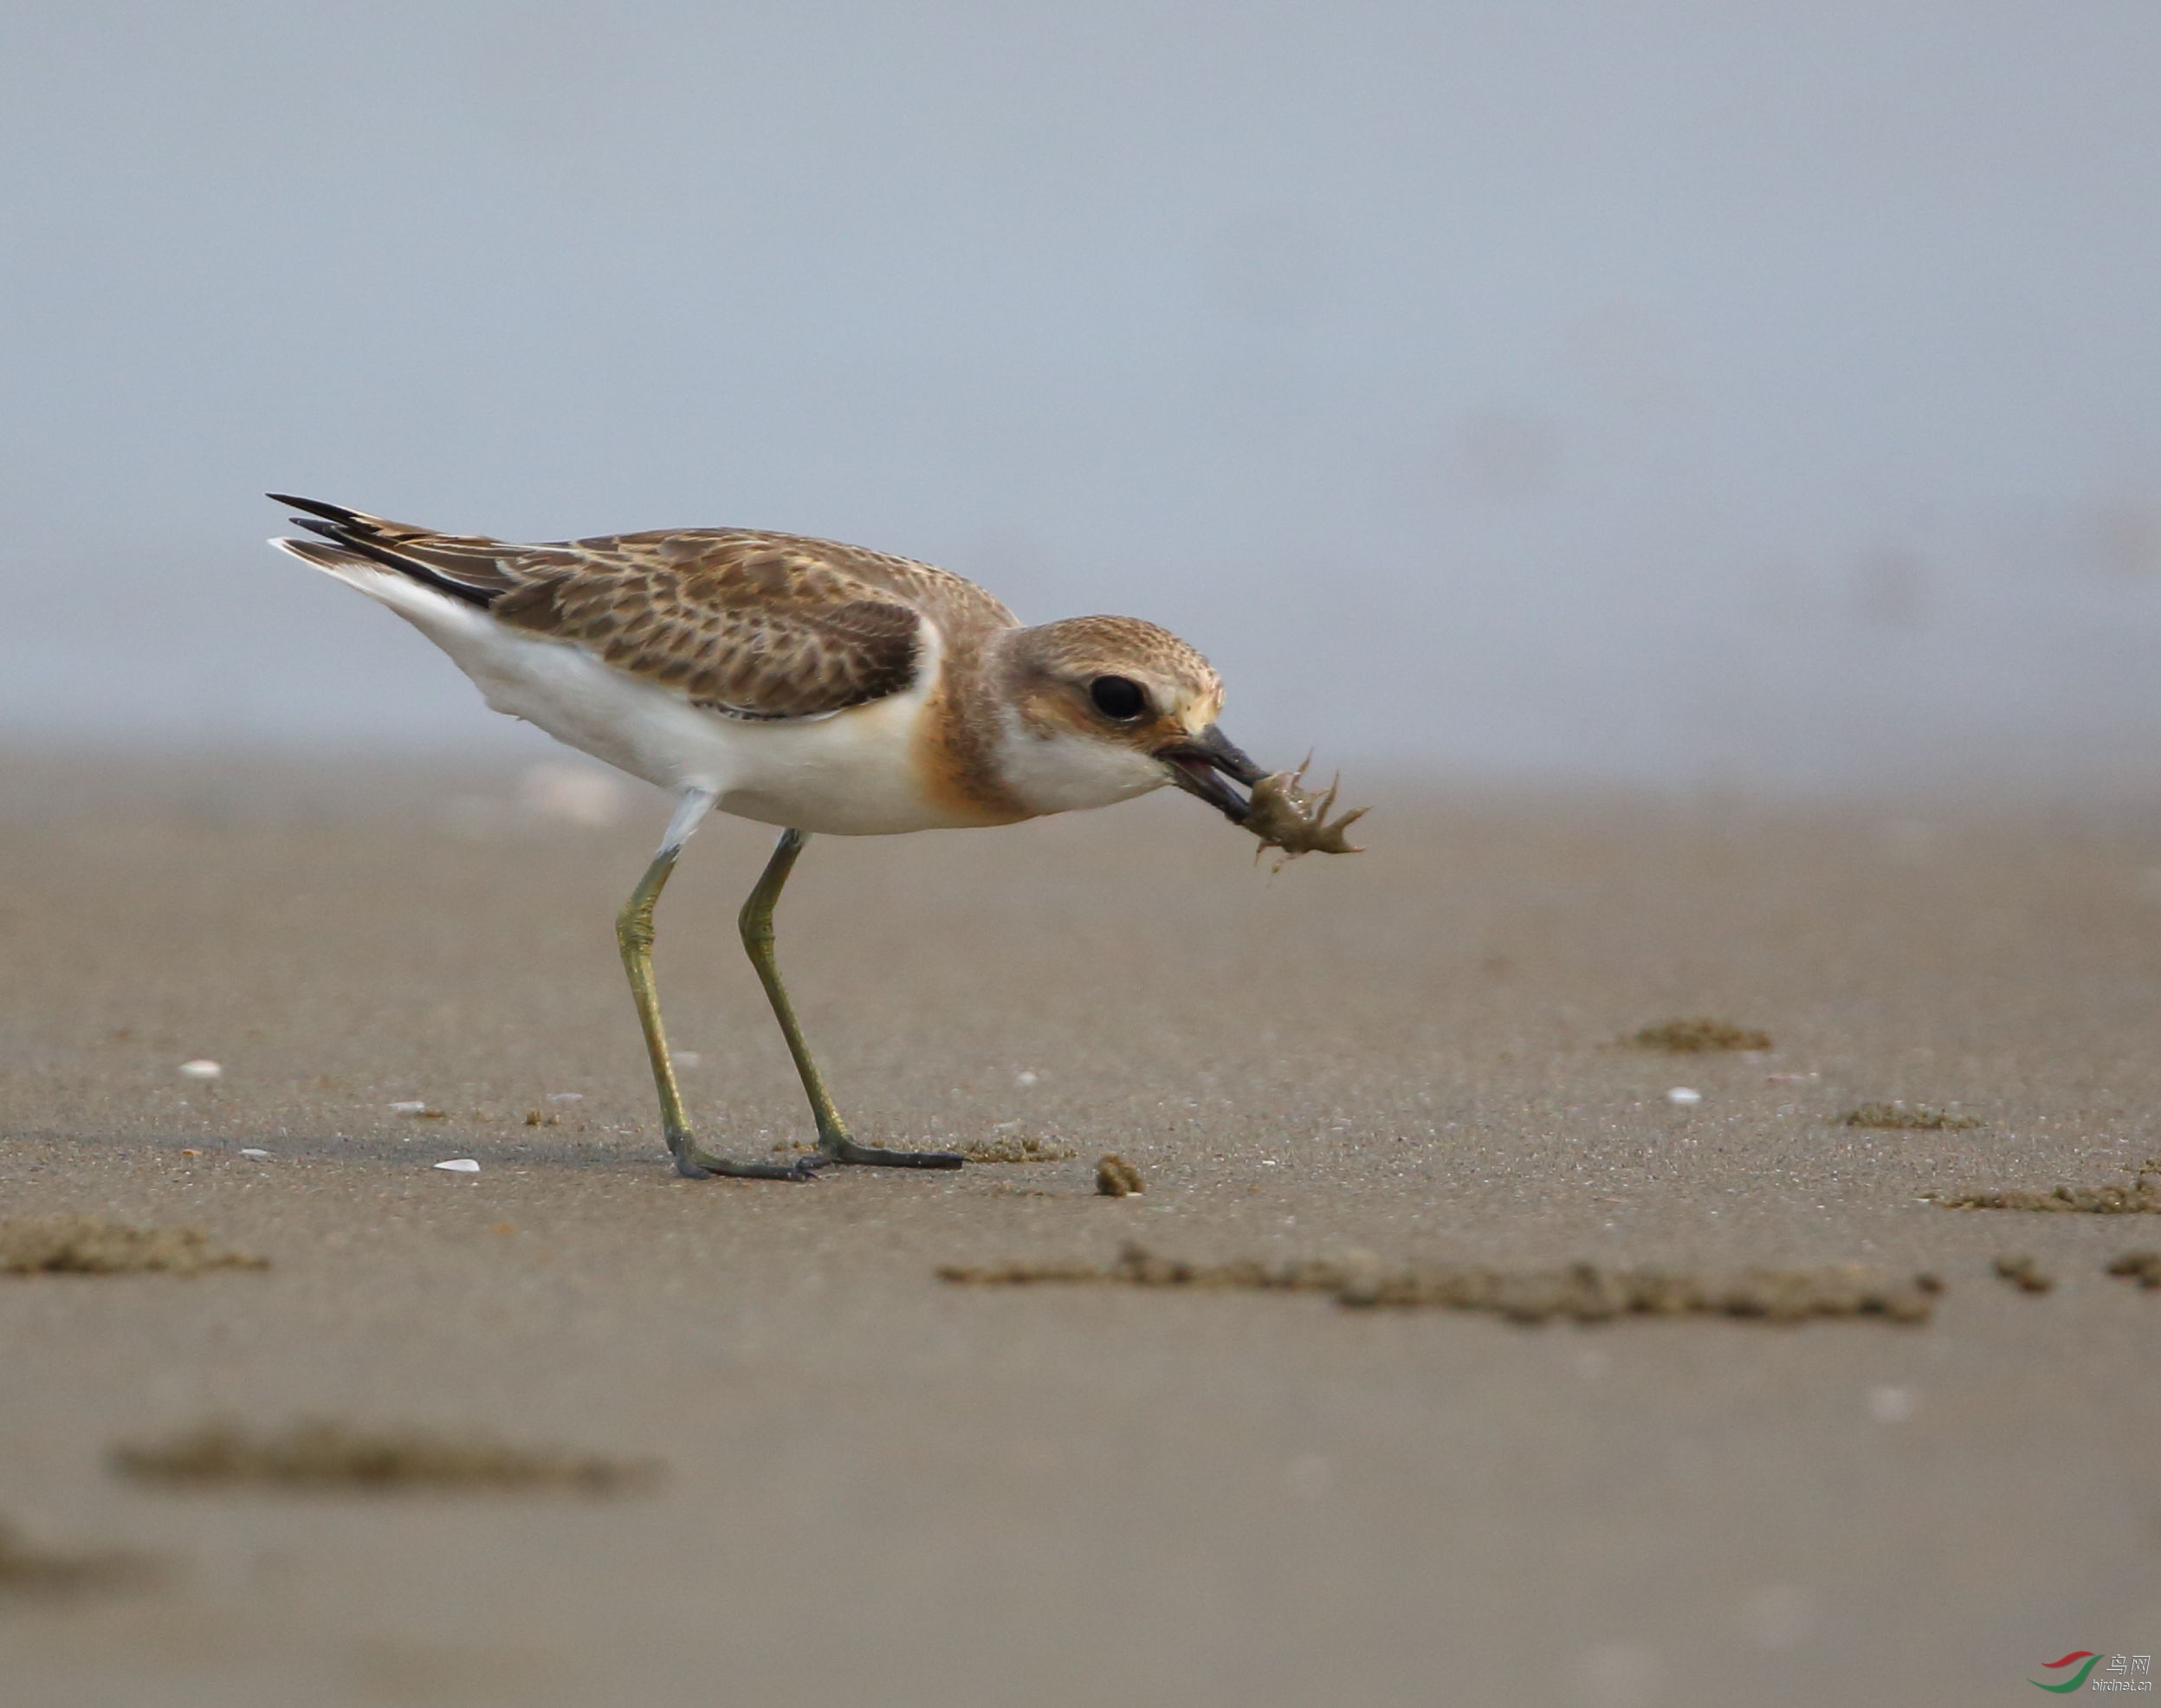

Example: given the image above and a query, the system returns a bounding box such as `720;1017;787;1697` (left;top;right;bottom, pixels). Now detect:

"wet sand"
3;755;2158;1706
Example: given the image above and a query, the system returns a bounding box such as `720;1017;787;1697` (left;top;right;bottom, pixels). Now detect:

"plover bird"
269;495;1359;1180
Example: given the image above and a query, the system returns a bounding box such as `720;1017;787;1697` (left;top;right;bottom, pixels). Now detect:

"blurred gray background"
2;0;2156;794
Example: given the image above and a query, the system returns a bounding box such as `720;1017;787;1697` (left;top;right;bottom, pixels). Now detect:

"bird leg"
618;792;821;1181
739;829;963;1170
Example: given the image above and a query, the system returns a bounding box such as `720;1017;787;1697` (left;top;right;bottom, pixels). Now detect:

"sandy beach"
3;754;2158;1706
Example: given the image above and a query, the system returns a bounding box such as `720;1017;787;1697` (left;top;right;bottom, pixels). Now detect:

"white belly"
321;561;984;836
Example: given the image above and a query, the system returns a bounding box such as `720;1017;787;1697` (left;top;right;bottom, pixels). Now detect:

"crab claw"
1241;755;1369;864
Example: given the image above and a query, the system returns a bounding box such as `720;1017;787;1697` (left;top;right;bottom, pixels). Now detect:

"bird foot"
670;1139;831;1181
669;1135;964;1179
817;1135;966;1170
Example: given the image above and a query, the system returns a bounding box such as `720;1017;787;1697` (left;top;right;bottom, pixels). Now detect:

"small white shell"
1666;1087;1703;1105
178;1060;223;1081
238;1148;269;1159
388;1101;430;1116
1867;1385;1917;1423
545;1092;584;1104
434;1158;481;1174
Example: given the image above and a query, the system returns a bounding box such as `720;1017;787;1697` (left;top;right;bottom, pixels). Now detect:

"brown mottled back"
273;499;1019;721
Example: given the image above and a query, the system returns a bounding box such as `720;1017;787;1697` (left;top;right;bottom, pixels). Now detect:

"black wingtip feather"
267;493;365;526
275;502;495;608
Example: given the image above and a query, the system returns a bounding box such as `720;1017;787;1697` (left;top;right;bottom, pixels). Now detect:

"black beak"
1156;724;1268;824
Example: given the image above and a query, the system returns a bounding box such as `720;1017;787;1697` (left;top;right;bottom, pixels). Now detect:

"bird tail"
266;493;524;606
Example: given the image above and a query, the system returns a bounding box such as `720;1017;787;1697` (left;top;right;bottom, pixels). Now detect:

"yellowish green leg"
618;792;819;1181
741;829;963;1169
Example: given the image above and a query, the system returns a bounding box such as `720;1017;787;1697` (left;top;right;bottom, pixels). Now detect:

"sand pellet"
112;1421;657;1493
940;1242;1938;1325
0;1518;152;1595
1628;1019;1771;1052
1991;1255;2054;1293
1842;1102;1980;1130
958;1135;1077;1163
0;1218;265;1277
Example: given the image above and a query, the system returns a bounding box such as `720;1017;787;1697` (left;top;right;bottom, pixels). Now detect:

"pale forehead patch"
1175;678;1226;731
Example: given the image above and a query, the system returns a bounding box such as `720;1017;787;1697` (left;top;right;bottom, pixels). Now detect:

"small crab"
1240;756;1368;869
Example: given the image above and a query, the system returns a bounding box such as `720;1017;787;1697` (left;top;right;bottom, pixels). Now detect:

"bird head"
990;615;1265;820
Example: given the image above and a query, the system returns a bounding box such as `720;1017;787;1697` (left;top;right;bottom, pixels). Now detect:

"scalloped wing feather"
271;500;1019;722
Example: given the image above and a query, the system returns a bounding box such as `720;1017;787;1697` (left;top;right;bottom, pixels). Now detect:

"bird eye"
1089;675;1148;721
